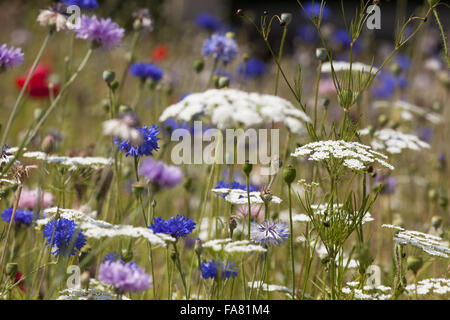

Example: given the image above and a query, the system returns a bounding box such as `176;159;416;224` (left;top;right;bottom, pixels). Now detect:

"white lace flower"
37;208;174;247
321;61;378;75
291;140;394;171
22;151;113;170
359;128;430;154
405;278;450;296
159;89;311;134
202;238;267;254
383;225;450;258
103;119;143;145
342;283;392;300
373;100;442;124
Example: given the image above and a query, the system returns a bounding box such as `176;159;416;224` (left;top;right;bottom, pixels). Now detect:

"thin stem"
287;183;296;299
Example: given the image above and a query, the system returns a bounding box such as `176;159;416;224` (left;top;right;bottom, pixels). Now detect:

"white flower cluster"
382;224;450;258
405;278;450;296
21;151;113;170
248;281;292;298
359;128;430;154
212;188;282;205
202;238;267;254
281;204;374;225
342;281;392;300
373;100;442;124
321;61;378;75
57;280;130;300
37;208;174;247
159;89;311;134
291;140;394;171
197;217;225;241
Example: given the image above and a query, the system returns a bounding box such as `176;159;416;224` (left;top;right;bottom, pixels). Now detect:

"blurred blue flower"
195;13;222;32
115;124;160;158
333;29;362;54
102;252;122;263
296;24;319;43
130;63;163;82
1;208;34;227
417;126;433;143
62;0;99;9
202;33;238;65
301;1;331;20
201;259;238;280
371;71;408;98
237;58;267;80
42;218;86;257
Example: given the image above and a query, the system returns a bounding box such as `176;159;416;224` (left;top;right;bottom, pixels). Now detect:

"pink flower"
236;204;264;223
318;78;337;95
18;188;53;210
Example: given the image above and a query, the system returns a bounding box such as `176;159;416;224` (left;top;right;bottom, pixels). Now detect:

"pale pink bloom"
18;188;53;210
236;204;264;223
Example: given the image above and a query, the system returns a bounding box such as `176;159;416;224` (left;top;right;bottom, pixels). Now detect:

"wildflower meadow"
0;0;448;306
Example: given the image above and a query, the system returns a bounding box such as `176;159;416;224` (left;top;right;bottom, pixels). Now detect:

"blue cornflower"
214;180;259;198
395;53;412;71
1;208;34;227
61;0;99;9
202;33;238;65
371;71;408;98
250;220;289;246
115;124;160;158
130;63;163;82
201;259;238;280
42;218;86;257
301;1;331;20
237;58;267;80
149;215;196;238
195;13;222;31
333;29;362;54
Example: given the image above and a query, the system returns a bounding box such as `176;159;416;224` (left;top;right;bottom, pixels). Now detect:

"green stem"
287;183;296;299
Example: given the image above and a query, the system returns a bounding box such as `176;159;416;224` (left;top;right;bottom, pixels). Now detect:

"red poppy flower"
15;64;59;98
151;45;168;62
14;272;25;292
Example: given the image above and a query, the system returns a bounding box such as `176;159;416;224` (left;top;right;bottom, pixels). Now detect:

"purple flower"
0;44;24;70
374;175;396;195
237;58;267;80
250;220;289;246
139;158;183;189
75;15;124;50
98;260;151;294
202;33;238;65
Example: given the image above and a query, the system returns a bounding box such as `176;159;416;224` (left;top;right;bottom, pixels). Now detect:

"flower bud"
121;248;134;263
225;32;236;40
193;59;204;73
80;271;90;289
243;54;250;63
431;215;443;229
103;70;116;85
236;9;243;16
183;177;192;191
243;161;253;176
271;211;279;220
428;188;438;201
407;256;423;274
109;80;119;92
283;166;296;185
41;135;56;154
338;88;353;109
218;76;230;88
280;13;292;25
378;114;388;127
438;195;448;208
6;263;18;277
132;181;146;197
194;238;203;256
316;48;328;62
229;216;237;237
390;63;402;76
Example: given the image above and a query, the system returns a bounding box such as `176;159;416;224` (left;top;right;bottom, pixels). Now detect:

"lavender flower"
98;260;151;294
139;158;183;189
0;44;24;70
202;33;238;65
250;220;289;246
75;15;125;49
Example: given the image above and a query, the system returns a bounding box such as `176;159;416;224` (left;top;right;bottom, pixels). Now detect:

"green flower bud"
407;256;423;274
41;135;56;154
378;114;388;127
183;177;192;191
389;63;402;76
322;98;330;108
338;88;353;109
428;189;438;201
6;263;18;277
109;80;119;91
283;166;296;185
132;181;146;197
103;70;116;85
121;247;134;263
243;161;253;176
218;76;230;88
193;59;204;73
